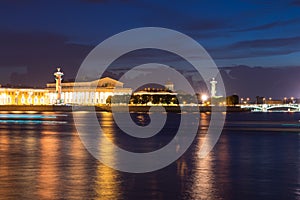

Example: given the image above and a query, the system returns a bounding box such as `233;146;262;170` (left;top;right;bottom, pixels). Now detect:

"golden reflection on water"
0;111;298;199
190;135;216;199
95;112;121;200
37;131;59;199
0;130;9;195
0;129;9;152
190;112;230;200
66;131;90;199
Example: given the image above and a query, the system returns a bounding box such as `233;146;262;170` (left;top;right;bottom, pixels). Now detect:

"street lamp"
268;97;272;104
284;97;287;104
201;94;208;104
246;97;250;104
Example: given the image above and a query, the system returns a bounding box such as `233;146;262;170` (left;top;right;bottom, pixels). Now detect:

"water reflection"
191;154;215;199
190;112;219;199
61;129;92;199
0;130;10;196
37;131;59;199
0;112;298;199
187;113;231;200
95;112;121;200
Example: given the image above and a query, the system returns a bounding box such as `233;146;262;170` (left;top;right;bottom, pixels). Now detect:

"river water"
0;111;299;200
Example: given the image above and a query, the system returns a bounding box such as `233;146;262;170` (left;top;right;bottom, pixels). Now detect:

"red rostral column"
54;68;64;104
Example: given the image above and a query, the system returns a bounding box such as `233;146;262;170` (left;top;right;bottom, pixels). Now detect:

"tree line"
106;94;240;105
106;94;198;105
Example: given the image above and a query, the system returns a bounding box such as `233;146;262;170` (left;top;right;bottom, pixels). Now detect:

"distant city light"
201;94;208;102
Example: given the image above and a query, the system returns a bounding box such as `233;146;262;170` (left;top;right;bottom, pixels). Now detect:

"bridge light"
291;97;295;104
201;94;208;102
240;98;244;104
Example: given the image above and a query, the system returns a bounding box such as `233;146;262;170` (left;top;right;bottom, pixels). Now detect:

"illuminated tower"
54;68;64;104
165;80;174;91
210;77;217;98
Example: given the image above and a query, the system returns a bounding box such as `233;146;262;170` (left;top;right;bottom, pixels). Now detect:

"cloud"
0;0;34;3
232;18;300;32
290;0;300;6
81;0;131;3
231;36;300;48
179;18;233;39
183;18;229;32
208;36;300;59
118;1;231;39
0;31;93;87
220;65;300;98
82;0;108;2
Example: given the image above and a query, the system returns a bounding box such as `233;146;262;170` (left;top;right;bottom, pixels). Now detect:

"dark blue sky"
1;0;300;98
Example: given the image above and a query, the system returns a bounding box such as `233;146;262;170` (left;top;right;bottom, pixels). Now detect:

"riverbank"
0;105;249;112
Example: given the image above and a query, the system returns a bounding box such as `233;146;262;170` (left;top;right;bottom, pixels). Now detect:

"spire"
210;77;217;98
54;67;64;104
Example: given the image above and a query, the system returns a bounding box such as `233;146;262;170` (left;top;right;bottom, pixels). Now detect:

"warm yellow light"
201;94;208;102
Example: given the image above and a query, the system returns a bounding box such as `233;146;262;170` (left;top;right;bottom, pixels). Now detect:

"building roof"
165;80;174;85
46;77;124;88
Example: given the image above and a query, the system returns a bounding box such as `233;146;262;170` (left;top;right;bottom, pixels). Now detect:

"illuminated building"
54;68;64;104
46;76;132;105
210;77;224;105
133;81;176;96
165;80;174;91
210;78;217;98
0;88;48;105
0;68;132;105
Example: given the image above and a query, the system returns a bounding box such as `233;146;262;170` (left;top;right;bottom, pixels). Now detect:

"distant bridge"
240;104;300;112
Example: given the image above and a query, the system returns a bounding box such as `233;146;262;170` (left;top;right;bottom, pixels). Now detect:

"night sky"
1;0;300;98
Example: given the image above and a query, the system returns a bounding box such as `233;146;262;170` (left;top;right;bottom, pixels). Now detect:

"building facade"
46;77;132;105
0;69;132;105
0;88;48;105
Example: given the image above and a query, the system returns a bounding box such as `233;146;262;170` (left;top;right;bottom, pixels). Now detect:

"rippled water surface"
0;111;299;199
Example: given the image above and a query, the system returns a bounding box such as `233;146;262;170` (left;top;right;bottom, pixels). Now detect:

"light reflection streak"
0;112;67;124
191;145;218;199
37;131;59;199
0;130;9;195
64;130;90;199
0;120;67;124
95;112;121;200
0;114;56;119
190;112;226;200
